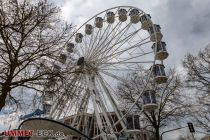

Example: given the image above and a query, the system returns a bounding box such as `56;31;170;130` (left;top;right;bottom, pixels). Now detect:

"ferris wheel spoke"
99;70;128;84
94;23;132;59
83;35;96;60
80;35;91;56
131;23;144;41
99;68;139;71
98;37;150;64
127;37;146;54
51;74;84;119
118;51;153;61
111;21;142;45
106;21;151;56
94;24;112;50
71;90;90;128
90;22;123;60
86;27;102;59
77;43;85;57
62;98;77;118
96;28;138;62
99;51;154;68
91;22;132;59
88;29;104;59
100;61;154;66
95;22;121;51
78;34;90;56
53;94;72;119
74;47;83;58
84;28;95;58
88;24;113;60
108;30;148;55
51;89;72;118
128;25;148;53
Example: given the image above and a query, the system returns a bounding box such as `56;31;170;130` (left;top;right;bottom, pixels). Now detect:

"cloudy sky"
1;0;210;139
55;0;210;139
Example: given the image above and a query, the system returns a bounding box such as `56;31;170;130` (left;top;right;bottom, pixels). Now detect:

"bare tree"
183;44;210;132
117;67;190;140
0;0;72;110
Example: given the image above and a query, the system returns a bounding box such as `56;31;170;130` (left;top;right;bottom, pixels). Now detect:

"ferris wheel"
40;6;169;140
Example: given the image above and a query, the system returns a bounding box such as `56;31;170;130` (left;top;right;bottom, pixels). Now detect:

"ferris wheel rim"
49;5;164;139
67;6;150;42
59;5;157;118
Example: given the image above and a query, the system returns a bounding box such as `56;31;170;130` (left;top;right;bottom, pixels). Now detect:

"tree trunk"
155;128;160;140
0;85;11;111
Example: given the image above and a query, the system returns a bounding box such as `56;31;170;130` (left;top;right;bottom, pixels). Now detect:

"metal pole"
191;133;196;140
160;126;188;140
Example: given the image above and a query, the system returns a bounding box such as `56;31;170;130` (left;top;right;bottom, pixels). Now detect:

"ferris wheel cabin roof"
118;8;127;14
129;8;139;16
149;64;166;70
106;11;114;16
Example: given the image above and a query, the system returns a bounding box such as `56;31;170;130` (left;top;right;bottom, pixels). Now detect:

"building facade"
61;112;154;140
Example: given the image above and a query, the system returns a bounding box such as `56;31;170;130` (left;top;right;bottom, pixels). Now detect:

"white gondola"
142;90;158;111
126;115;140;130
45;76;56;87
85;24;93;35
151;64;168;84
44;90;53;101
148;24;163;42
118;8;127;22
152;42;169;60
53;64;61;74
66;43;74;53
125;115;142;140
75;33;83;43
59;53;67;64
140;14;152;30
106;11;115;24
43;102;52;114
107;134;116;140
95;17;103;28
129;9;140;24
77;57;85;66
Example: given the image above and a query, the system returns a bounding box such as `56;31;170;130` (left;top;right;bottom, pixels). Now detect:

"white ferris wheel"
19;6;169;140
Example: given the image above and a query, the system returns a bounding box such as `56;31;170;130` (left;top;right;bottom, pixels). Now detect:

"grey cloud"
148;0;210;67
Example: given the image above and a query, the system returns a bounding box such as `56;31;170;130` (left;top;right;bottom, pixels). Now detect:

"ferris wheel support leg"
97;74;127;130
91;95;108;140
49;75;79;119
86;75;108;140
91;77;118;140
71;91;90;129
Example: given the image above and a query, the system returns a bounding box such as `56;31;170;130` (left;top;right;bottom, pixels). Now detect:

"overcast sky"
58;0;210;139
1;0;210;139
